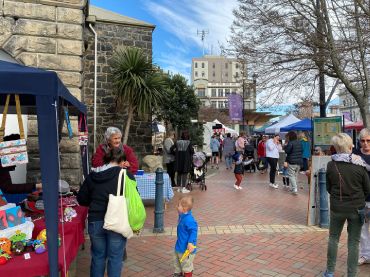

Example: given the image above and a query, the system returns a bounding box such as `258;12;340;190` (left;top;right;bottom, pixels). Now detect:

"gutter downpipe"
89;23;98;151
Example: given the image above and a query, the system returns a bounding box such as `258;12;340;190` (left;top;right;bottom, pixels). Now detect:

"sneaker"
273;183;279;189
291;190;298;195
238;186;243;190
358;256;370;265
234;184;239;190
322;270;334;277
182;188;190;193
269;183;275;188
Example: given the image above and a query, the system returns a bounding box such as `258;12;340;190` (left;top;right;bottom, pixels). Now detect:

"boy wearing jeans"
173;196;198;277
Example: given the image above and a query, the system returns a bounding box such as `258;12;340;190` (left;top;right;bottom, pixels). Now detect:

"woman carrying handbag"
78;148;134;277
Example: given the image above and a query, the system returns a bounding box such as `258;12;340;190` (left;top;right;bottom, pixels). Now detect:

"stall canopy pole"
36;95;59;277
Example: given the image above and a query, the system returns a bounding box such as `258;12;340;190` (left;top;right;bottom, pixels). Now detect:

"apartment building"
191;55;256;111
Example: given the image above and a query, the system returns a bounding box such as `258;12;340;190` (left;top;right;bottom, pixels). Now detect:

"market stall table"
135;172;174;202
0;205;87;277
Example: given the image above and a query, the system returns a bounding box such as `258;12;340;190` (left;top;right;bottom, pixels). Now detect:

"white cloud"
144;0;238;78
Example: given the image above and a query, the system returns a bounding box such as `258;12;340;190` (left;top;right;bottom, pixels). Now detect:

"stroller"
244;144;256;172
186;152;208;191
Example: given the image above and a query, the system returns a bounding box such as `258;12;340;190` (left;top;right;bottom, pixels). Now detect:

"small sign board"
313;116;342;146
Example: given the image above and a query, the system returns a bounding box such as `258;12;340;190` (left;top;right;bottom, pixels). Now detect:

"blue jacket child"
175;197;198;254
174;196;198;276
175;211;198;254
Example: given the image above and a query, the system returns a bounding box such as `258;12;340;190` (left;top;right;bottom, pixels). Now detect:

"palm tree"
111;47;166;144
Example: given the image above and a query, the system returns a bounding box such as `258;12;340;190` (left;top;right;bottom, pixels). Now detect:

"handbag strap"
116;169;126;196
0;94;10;142
15;95;25;140
0;94;24;142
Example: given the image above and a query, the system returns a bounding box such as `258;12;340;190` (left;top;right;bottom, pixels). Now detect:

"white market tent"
265;114;300;134
213;119;239;136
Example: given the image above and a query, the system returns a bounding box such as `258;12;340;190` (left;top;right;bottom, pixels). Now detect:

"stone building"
0;0;154;185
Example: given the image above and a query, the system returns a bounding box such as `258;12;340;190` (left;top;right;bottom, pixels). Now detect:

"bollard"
318;168;329;228
153;167;164;233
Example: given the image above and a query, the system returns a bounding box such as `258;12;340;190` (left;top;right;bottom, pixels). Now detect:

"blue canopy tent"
280;118;312;132
0;60;87;277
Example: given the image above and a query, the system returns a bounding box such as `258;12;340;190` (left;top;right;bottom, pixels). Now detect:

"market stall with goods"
0;60;88;277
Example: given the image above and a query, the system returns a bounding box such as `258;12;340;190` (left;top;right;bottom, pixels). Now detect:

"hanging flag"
228;93;243;121
342;111;352;121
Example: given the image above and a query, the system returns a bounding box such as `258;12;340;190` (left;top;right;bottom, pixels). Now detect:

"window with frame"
225;89;230;96
236;63;239;69
218;89;223;97
211;101;217;108
212;63;215;68
195;62;198;68
211;89;217;97
202;72;205;77
235;72;239;78
202;62;205;68
198;88;205;97
225;101;229;108
218;101;224;109
195;71;198;77
212;72;215;77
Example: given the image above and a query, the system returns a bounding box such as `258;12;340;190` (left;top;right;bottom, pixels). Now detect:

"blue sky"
90;0;238;83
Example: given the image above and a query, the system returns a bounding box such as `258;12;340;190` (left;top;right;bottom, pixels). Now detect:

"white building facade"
191;55;256;111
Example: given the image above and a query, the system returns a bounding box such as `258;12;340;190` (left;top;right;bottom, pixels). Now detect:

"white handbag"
103;169;133;239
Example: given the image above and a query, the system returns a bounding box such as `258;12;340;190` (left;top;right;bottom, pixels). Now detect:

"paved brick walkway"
75;163;370;276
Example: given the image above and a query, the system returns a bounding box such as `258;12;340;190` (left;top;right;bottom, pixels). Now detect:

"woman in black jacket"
171;131;194;193
323;133;370;277
283;131;303;195
78;148;135;277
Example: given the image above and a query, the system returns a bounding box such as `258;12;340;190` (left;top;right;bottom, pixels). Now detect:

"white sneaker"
234;184;239;190
269;183;275;188
273;183;279;189
238;186;243;190
182;188;190;193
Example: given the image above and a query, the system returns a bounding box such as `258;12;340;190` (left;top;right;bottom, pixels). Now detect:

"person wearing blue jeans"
222;133;235;170
89;221;126;277
78;147;134;277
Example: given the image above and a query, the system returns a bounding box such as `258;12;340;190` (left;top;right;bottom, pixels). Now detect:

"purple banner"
342;111;352;121
228;93;243;121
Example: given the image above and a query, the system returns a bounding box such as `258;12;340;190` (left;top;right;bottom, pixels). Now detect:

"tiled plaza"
75;164;370;276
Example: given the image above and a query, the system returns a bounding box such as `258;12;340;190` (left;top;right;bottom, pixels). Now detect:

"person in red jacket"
92;127;139;175
257;135;267;173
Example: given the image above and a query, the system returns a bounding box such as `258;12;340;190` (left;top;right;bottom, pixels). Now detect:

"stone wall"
83;21;154;163
0;0;86;185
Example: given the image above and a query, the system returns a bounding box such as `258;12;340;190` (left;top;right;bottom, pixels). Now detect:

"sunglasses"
360;139;370;143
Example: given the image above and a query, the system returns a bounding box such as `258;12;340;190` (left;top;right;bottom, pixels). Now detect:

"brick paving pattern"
75;164;370;276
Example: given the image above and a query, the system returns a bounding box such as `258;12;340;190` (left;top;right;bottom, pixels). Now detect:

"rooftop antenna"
197;29;209;56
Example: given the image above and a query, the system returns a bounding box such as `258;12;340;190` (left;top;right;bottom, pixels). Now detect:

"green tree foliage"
111;47;167;144
155;74;200;134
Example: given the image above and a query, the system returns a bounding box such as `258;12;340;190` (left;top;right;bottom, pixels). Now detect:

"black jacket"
77;166;136;222
326;161;370;212
284;140;303;166
171;140;194;173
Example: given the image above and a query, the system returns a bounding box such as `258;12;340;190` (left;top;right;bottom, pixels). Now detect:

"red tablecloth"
0;206;88;277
